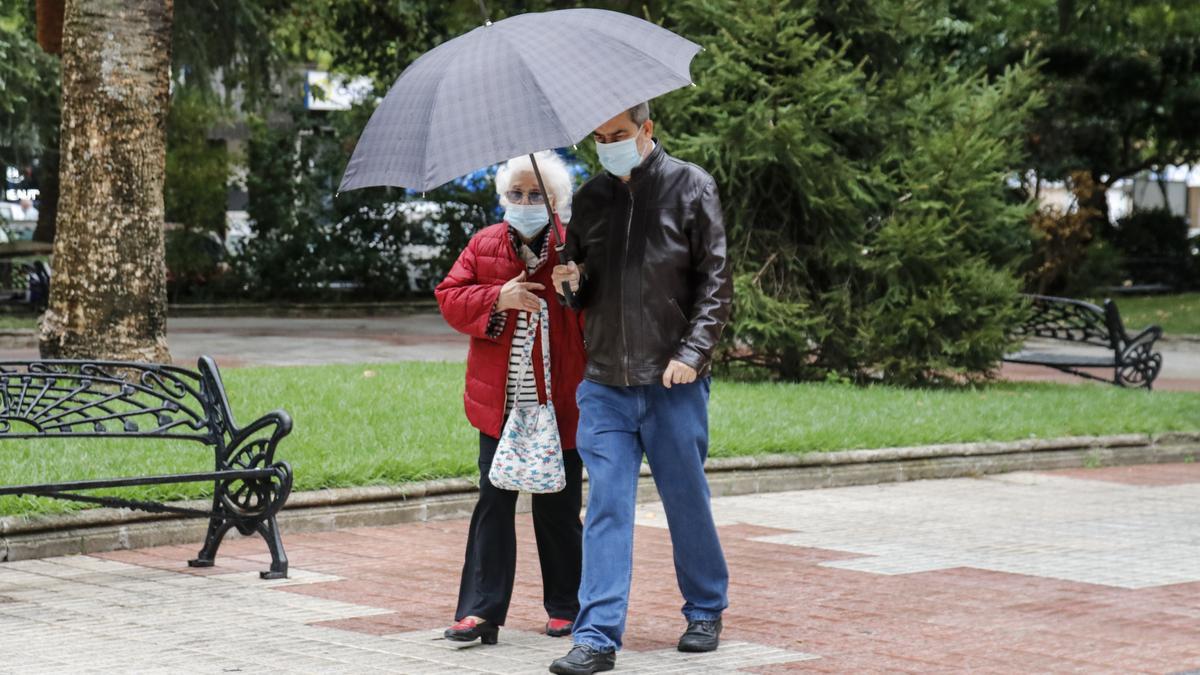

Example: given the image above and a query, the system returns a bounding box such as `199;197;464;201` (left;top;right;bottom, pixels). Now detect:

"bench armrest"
1123;324;1162;351
1117;325;1164;389
218;409;294;520
224;409;293;466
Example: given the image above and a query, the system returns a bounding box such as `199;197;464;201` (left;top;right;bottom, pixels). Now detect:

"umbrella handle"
554;244;578;307
529;153;578;308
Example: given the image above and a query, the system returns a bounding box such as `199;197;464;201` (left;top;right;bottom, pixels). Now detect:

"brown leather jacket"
565;142;732;386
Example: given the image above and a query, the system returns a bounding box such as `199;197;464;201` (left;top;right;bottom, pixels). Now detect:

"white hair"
495;150;573;221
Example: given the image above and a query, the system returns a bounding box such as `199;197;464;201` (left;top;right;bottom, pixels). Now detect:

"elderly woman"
434;151;586;645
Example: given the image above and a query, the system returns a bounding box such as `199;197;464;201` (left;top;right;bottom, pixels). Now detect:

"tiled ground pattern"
0;464;1197;673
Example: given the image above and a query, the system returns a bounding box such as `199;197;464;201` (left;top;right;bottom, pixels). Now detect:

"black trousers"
455;432;583;625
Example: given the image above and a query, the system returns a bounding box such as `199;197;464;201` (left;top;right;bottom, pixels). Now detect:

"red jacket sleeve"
435;237;504;341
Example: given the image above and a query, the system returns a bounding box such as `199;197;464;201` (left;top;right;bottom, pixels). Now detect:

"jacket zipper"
620;183;634;386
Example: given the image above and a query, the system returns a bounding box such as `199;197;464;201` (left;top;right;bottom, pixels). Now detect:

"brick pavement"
1;463;1199;673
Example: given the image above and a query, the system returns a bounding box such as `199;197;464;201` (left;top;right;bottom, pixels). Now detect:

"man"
548;101;732;675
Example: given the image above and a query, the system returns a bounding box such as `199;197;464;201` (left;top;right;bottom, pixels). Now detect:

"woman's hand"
496;271;545;313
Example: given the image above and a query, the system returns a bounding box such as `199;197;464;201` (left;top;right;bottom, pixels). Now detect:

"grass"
0;313;36;330
1103;292;1200;336
2;361;1198;517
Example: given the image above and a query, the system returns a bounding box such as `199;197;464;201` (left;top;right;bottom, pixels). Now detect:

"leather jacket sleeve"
562;183;606;311
674;178;733;371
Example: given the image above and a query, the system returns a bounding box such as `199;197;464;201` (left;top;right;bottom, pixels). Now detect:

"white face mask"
504;203;549;238
596;128;646;177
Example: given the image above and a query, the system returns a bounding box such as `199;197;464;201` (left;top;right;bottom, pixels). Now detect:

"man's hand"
496;271;544;313
662;360;697;388
551;261;581;296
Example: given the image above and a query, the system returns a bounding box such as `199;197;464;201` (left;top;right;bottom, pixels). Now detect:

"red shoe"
545;617;574;637
444;617;499;644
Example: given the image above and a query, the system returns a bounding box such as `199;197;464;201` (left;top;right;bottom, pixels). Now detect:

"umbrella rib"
493;27;574;148
420;51;459;188
557;12;700;82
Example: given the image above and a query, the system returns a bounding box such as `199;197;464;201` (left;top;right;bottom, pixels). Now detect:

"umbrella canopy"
338;8;701;193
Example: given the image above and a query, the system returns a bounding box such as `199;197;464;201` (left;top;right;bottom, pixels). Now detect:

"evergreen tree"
655;0;1042;384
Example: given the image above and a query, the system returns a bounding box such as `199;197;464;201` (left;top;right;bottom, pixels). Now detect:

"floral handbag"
488;299;567;494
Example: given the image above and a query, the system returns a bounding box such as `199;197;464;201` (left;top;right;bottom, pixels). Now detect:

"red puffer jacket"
435;220;587;448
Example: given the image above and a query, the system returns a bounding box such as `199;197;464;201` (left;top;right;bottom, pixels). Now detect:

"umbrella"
338;6;701;298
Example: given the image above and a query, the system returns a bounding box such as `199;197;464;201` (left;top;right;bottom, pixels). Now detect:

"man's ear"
637;120;655;156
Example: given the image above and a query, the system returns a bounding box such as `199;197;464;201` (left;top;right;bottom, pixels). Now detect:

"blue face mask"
596;130;646;177
504;203;550;238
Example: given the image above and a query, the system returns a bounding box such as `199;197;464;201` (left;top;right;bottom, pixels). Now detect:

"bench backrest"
1014;294;1124;350
0;357;234;443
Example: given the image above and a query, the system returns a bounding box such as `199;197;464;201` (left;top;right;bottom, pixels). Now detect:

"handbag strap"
538;300;552;400
511;299;552;404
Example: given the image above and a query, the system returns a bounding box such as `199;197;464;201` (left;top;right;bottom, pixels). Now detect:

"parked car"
0;202;37;241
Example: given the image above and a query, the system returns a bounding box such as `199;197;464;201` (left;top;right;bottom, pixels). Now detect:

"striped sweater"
486;227;550;414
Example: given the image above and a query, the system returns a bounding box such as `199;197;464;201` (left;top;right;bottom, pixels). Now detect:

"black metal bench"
1004;294;1163;389
0;356;293;578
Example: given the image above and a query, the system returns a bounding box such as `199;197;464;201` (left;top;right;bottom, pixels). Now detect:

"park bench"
1003;294;1163;389
0;356;293;578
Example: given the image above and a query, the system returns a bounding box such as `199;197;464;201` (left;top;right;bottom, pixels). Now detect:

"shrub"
236;103;493;301
655;0;1042;384
1104;208;1193;288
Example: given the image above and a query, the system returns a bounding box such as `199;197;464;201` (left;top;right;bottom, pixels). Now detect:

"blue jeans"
571;377;729;653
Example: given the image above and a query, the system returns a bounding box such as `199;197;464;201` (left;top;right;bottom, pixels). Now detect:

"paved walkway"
164;315;470;366
3;463;1199;673
5;312;1199;389
999;337;1200;391
161;315;1200;391
0;315;472;367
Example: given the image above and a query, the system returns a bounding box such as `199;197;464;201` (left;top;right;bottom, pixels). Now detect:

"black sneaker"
677;617;722;652
549;644;616;675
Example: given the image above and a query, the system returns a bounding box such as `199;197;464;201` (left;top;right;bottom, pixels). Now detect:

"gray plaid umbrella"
337;8;701;194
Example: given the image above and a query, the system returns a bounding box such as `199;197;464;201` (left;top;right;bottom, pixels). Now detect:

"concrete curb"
2;432;1198;563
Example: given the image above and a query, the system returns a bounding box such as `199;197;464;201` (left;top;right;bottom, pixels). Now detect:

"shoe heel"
480;625;499;645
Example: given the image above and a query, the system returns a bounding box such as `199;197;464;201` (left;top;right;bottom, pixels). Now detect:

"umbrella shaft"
528;153;562;252
528;152;577;306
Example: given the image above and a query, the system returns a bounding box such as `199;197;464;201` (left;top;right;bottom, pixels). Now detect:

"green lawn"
2;361;1198;516
0;314;36;330
1104;292;1200;337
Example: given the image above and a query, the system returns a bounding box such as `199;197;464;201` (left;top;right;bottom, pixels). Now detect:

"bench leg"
188;511;288;580
256;515;288;580
189;511;234;569
191;467;291;578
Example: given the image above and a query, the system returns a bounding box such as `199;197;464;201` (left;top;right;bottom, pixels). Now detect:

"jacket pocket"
667;297;689;328
665;298;692;352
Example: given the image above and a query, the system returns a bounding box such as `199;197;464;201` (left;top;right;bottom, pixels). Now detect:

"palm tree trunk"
39;0;173;362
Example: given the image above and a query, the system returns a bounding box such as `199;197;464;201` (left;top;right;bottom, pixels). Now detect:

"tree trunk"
39;0;173;362
1081;170;1111;236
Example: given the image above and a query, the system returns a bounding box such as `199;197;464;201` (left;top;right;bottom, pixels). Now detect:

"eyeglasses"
504;190;545;205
